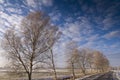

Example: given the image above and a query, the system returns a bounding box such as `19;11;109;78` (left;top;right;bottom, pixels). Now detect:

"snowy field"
112;70;120;80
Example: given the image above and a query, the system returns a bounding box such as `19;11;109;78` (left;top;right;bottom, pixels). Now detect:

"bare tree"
76;49;89;75
67;49;79;80
100;56;109;72
74;48;94;75
93;50;109;72
66;41;78;80
87;52;94;72
3;11;60;80
50;49;57;80
45;47;60;80
44;31;61;80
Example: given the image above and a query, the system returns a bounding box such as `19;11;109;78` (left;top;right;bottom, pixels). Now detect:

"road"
77;71;120;80
18;71;120;80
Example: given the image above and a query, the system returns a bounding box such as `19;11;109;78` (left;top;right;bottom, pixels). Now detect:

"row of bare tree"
66;42;109;80
2;11;109;80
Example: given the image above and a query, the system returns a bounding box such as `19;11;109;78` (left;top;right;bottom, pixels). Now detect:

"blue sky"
0;0;120;67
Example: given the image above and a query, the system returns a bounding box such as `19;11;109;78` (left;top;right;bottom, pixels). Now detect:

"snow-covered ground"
113;70;120;80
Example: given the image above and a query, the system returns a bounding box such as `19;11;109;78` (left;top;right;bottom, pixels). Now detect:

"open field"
0;69;99;80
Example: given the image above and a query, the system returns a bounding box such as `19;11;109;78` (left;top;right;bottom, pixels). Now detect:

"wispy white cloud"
60;16;93;42
110;43;120;48
6;7;23;14
78;0;120;31
102;17;119;30
0;11;23;38
65;17;73;23
26;0;53;8
26;0;36;7
86;34;99;41
103;30;120;39
81;41;95;48
0;0;4;3
49;10;61;22
41;0;53;6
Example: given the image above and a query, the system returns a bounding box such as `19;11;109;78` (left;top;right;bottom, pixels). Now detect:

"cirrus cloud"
103;30;120;39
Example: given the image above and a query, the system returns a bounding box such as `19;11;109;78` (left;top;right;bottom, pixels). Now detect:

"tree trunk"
90;65;92;73
53;67;57;80
72;63;75;80
102;67;104;72
28;73;32;80
50;49;57;80
80;66;86;75
97;68;99;73
81;69;86;75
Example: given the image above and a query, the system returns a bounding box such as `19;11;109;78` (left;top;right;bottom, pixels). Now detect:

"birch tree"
66;41;78;80
3;11;60;80
93;51;109;72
